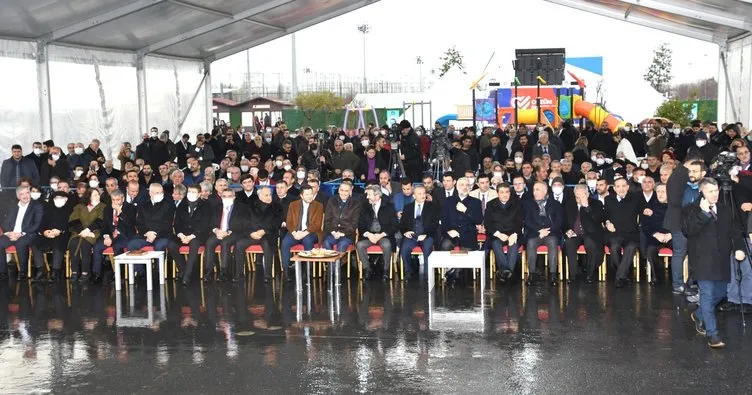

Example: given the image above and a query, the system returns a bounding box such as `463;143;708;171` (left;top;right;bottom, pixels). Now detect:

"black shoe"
708;335;725;348
404;272;415;282
550;278;558;287
525;273;543;286
362;269;373;281
17;272;27;281
263;277;272;284
690;311;706;335
50;270;60;282
202;273;212;282
79;273;90;283
615;278;627;288
70;273;79;282
718;301;739;312
382;274;390;281
0;272;8;280
218;271;228;282
91;273;102;284
32;271;47;283
286;270;294;283
586;277;595;285
502;270;513;281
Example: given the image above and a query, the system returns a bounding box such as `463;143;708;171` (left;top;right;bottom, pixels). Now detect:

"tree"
644;43;673;94
294;91;344;124
655;99;692;127
438;46;466;77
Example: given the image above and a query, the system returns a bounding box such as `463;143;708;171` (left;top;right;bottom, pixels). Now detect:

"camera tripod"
388;142;406;180
430;155;448;181
718;182;752;327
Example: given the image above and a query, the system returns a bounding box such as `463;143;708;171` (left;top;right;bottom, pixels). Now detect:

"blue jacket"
1;158;40;188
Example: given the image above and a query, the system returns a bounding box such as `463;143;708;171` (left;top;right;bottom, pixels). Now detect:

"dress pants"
127;237;171;275
0;234;35;274
670;231;688;288
727;242;752;304
608;236;638;280
280;233;318;272
167;238;203;281
203;233;246;275
92;236;129;274
67;236;94;274
400;236;434;275
491;239;519;272
695;280;727;337
356;237;393;274
32;236;68;271
234;237;275;279
526;235;559;275
322;234;353;253
564;236;602;279
643;244;665;283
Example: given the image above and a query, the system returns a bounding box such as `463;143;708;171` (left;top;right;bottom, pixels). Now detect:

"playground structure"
342;105;380;132
478;86;626;131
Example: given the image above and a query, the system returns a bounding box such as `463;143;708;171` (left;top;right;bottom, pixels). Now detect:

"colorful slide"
573;96;626;131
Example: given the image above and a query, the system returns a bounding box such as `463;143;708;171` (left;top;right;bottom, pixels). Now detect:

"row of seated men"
0;163;671;288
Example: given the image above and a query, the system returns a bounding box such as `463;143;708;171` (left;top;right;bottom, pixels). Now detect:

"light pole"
303;67;311;92
416;56;423;92
357;24;370;93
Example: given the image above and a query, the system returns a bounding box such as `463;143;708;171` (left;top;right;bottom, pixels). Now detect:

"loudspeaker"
514;48;565;86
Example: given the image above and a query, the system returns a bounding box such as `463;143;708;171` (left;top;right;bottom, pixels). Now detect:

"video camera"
711;151;740;190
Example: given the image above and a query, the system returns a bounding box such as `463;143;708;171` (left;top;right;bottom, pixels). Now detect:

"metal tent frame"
0;0;379;140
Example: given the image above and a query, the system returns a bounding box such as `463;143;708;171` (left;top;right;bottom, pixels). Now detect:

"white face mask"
50;183;58;191
696;140;707;148
152;194;164;204
186;192;199;202
33;148;42;156
283;165;292;171
587;179;597;188
75;147;84;155
51;154;60;161
596;158;605;166
361;140;369;147
53;198;67;208
74;170;83;178
89;180;99;188
493;171;503;178
514;157;523;164
591;155;598;162
275;160;283;168
416;131;422;136
536;126;543;132
30;192;41;200
338;135;345;141
636;175;645;184
296;171;306;179
627;173;633;179
222;198;234;207
240;165;250;172
624;126;631;132
552;186;564;195
467;177;475;185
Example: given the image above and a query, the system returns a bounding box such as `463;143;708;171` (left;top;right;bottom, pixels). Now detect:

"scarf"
536;199;547;216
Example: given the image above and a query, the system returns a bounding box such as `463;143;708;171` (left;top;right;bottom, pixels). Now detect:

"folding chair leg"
634;254;640;283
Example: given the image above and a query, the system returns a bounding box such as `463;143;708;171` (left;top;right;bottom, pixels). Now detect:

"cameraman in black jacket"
398;120;422;181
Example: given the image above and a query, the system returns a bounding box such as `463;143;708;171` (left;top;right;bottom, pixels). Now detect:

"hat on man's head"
398;120;412;130
695;132;708;141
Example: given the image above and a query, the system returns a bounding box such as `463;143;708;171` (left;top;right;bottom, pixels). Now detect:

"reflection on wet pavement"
0;277;749;393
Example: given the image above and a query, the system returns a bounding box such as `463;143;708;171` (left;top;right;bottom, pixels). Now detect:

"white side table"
114;251;165;291
427;251;486;293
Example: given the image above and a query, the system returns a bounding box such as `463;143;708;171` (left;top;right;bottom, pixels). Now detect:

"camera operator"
721;147;752;312
398;120;422;181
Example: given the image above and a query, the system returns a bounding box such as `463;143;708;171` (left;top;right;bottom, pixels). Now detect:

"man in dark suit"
511;175;531;201
549;177;573;206
308;179;329;207
167;185;211;285
604;177;641;287
1;145;40;189
236;174;258;206
233;186;283;283
175;134;193;169
485;183;523;283
356;185;398;280
39;146;71;186
522;181;565;286
683;177;745;348
0;186;43;279
640;182;670;285
532;131;561;160
127;184;175;277
92;189;137;283
274;180;297;222
431;171;457;212
202;189;250;281
563;185;605;283
440;177;483;251
280;185;324;280
31;191;74;282
400;185;439;280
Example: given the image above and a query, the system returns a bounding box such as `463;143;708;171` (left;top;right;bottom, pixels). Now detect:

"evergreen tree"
644;43;673;94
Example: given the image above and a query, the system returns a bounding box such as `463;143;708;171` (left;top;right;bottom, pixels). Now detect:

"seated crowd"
0;119;750;299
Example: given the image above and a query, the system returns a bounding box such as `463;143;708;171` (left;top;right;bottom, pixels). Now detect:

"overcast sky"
211;0;718;88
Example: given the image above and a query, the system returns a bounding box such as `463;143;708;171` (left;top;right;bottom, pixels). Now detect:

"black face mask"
310;144;318;151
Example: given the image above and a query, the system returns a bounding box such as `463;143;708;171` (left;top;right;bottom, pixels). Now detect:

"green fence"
682;100;717;121
280;108;402;130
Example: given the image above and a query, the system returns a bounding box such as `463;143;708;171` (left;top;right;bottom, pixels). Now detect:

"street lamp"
357;24;370;93
416;56;424;92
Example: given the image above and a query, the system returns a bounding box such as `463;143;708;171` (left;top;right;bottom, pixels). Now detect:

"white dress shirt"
301;201;310;230
13;202;29;233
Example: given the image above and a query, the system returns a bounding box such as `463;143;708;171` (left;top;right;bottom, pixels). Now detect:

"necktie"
416;204;422;219
709;205;717;221
543;146;548;154
481;194;486;214
447;191;451;198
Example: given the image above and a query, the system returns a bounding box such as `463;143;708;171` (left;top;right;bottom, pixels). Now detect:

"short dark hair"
477;173;490;181
442;171;456;180
258;169;269;179
400;178;412;186
689;160;708;173
11;144;21;150
300;184;313;194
